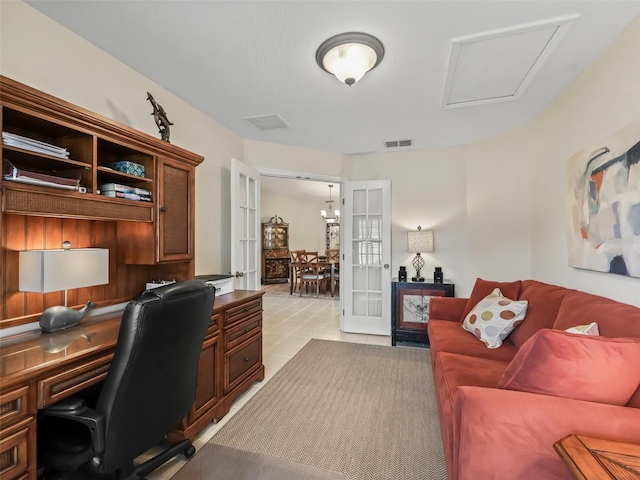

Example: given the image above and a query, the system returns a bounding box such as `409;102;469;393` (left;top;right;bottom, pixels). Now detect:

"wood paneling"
1;215;192;327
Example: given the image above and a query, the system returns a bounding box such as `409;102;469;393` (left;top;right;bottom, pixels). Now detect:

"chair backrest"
326;249;340;262
300;251;319;264
96;280;214;470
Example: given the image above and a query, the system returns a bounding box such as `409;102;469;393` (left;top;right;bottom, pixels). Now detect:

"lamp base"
411;276;425;282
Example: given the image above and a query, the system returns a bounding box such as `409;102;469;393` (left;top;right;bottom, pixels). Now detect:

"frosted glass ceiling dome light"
316;32;385;86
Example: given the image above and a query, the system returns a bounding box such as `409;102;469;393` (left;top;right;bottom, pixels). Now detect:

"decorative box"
109;161;145;177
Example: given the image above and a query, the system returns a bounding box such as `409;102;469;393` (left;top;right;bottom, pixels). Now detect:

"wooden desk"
0;290;264;480
554;434;640;479
289;261;339;296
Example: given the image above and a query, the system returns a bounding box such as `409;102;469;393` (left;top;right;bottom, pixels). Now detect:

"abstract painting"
566;120;640;277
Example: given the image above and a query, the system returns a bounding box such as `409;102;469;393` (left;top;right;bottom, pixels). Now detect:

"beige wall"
261;193;328;254
0;1;244;276
3;1;639;305
527;15;640;304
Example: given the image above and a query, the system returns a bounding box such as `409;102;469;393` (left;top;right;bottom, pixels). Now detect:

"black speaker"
434;267;443;284
398;266;407;282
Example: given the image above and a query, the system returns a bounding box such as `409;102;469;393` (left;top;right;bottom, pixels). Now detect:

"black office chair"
37;279;215;480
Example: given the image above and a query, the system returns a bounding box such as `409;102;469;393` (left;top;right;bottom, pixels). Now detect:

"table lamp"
19;241;109;333
407;226;434;282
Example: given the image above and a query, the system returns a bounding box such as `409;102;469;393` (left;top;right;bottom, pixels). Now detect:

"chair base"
38;439;195;480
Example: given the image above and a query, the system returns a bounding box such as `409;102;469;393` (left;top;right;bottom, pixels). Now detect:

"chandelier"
321;184;340;223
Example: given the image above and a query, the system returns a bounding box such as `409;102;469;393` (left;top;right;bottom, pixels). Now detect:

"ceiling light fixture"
316;32;384;86
321;184;340;223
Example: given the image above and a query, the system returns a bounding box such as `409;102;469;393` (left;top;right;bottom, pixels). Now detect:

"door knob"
384;264;390;269
235;271;244;278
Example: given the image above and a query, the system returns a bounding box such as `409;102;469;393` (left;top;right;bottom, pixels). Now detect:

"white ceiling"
26;1;640;158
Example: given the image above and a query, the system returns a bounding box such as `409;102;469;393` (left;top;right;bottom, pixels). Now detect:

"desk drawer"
0;417;33;480
224;298;262;328
38;354;112;408
224;314;261;350
224;335;262;394
0;387;32;430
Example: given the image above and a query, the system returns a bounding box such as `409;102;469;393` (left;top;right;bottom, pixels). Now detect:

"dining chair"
289;249;304;294
326;249;340;296
298;251;328;297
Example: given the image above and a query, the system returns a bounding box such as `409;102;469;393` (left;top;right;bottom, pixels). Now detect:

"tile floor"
148;292;391;479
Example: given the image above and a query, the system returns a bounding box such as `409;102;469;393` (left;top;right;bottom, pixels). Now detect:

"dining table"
289;259;339;297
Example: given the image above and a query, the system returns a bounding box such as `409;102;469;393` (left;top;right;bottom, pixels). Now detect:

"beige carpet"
174;340;446;480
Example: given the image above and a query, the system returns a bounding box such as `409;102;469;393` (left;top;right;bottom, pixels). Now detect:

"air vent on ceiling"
442;14;579;109
385;139;413;148
243;113;290;131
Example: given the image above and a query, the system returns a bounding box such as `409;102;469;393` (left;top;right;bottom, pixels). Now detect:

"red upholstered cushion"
510;280;571;348
498;329;640;406
460;278;522;321
552;290;640;339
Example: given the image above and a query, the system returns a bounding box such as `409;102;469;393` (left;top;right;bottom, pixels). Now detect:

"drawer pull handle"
244;307;250;312
244;357;250;362
245;328;250;333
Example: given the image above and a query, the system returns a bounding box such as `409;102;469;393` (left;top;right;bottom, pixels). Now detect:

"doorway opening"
258;170;343;302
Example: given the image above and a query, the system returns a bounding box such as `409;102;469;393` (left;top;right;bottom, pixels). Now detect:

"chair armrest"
39;397;105;458
452;386;640;480
430;297;468;322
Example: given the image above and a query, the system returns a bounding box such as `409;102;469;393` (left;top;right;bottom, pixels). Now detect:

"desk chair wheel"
184;445;196;459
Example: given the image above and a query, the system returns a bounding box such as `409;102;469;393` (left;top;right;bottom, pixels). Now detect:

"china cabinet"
261;216;289;283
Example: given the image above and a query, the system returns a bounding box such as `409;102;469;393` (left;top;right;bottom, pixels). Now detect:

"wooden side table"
554;434;640;479
391;279;454;346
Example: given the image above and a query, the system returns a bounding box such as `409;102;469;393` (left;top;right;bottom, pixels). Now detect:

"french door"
341;180;391;335
230;158;261;291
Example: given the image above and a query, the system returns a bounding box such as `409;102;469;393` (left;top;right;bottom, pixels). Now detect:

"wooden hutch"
261;215;290;284
0;77;264;480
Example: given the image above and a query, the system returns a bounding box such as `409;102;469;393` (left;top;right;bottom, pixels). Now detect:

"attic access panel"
442;14;579;109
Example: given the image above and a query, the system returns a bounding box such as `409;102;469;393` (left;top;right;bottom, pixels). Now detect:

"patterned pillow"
564;322;599;336
462;288;528;348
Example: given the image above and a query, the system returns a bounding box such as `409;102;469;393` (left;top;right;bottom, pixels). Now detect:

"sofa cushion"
428;319;519;364
498;329;640;406
460;278;522;321
553;290;640;339
462;288;528;349
510;280;571;348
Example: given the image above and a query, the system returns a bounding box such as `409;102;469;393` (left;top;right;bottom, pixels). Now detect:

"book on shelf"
2;131;70;159
101;190;152;202
2;158;80;190
99;182;151;196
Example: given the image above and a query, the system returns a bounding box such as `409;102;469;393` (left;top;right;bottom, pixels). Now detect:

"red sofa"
427;279;640;480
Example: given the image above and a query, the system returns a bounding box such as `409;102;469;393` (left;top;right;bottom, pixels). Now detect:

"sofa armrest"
452;386;640;480
430;297;468;322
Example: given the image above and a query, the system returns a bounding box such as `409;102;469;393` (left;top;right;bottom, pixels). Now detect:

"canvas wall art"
566;120;640;277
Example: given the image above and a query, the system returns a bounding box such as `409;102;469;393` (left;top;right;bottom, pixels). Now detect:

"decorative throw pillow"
460;278;522;321
461;288;528;349
564;322;599;336
498;329;640;406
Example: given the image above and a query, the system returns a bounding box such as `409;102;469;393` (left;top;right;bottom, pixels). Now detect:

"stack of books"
100;183;152;202
2;131;70;159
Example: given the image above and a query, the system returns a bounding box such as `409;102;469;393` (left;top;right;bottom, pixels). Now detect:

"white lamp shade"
322;43;378;84
19;248;109;293
407;230;434;253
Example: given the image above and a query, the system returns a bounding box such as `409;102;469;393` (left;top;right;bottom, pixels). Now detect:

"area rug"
173;339;446;480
